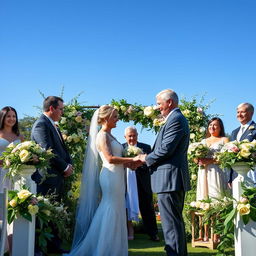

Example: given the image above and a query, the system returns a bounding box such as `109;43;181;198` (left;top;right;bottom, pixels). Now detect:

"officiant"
123;126;159;241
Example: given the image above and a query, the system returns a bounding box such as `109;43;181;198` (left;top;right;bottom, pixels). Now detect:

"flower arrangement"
8;188;52;224
215;139;256;169
188;142;210;160
110;99;163;132
123;145;143;157
0;141;54;178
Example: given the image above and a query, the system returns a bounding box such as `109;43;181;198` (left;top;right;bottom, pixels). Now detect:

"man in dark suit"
31;96;73;254
123;126;159;241
139;89;190;256
229;103;256;184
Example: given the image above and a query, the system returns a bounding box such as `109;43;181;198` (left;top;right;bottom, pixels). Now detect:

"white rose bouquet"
0;140;54;178
215;139;256;169
188;142;210;160
123;145;143;157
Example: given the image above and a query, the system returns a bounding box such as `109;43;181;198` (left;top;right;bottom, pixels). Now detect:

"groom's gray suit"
145;108;190;256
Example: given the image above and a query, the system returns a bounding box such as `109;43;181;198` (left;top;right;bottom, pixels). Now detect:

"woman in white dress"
66;105;141;256
0;106;24;253
195;117;229;241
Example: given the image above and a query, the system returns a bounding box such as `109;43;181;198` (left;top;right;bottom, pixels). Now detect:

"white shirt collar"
240;120;253;129
43;113;56;127
165;107;179;120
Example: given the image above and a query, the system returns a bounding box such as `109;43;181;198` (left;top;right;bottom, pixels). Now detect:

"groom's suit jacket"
146;108;191;193
229;121;256;182
31;114;72;200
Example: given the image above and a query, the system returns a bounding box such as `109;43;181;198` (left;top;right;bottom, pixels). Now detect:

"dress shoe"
150;235;160;241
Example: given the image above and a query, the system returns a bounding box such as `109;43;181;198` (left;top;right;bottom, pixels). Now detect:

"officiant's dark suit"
31;96;73;201
123;128;158;240
229;103;256;183
144;89;190;256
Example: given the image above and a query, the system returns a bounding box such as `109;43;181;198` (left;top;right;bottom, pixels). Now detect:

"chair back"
0;188;8;256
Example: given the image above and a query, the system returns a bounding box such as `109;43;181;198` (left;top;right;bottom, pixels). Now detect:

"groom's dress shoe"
150;235;160;241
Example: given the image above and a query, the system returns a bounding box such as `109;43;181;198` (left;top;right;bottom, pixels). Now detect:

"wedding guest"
229;103;256;185
195;117;229;242
31;96;73;254
67;105;141;256
196;118;229;201
138;89;190;256
0;106;24;254
123;126;159;241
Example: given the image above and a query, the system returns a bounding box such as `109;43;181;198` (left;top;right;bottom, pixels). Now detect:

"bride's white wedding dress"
67;131;128;256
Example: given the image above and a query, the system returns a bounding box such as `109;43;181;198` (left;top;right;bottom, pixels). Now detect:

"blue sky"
1;0;256;145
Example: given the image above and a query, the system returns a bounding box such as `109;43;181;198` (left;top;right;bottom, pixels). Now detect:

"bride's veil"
71;109;101;249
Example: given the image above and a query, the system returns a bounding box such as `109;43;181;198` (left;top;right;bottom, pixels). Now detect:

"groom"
139;89;190;256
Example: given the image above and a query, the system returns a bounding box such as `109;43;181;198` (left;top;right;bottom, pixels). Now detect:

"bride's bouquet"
123;145;143;157
188;142;210;160
0;141;54;178
215;139;256;169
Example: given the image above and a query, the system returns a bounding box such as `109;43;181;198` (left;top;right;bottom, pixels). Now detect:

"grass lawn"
128;233;222;256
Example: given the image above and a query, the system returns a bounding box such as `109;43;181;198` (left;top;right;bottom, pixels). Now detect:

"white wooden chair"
0;188;8;256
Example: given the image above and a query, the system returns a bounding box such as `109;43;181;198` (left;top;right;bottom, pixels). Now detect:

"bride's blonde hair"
98;105;116;125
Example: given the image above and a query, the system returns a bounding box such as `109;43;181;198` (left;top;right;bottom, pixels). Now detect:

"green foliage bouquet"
215;139;256;169
0;141;54;178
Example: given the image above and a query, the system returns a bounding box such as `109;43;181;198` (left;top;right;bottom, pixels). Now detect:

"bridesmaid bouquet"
123;145;143;157
0;141;54;178
215;139;256;169
188;142;210;160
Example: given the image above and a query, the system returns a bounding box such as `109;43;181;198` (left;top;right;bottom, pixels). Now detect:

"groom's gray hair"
156;89;179;105
237;103;254;114
124;126;138;135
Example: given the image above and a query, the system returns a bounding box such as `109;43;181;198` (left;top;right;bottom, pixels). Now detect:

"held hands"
64;164;74;178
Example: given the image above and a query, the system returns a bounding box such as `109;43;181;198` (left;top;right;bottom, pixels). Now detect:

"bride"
66;105;141;256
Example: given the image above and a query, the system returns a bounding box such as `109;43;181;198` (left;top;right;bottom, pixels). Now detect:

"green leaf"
242;214;250;225
224;208;237;227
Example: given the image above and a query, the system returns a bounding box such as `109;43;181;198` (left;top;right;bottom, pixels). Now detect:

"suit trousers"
137;178;158;237
157;191;187;256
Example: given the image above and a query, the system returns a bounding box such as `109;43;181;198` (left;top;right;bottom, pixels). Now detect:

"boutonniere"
153;117;166;127
248;125;255;130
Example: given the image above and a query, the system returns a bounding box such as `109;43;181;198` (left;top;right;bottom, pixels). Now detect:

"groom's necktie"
54;124;64;144
237;126;245;141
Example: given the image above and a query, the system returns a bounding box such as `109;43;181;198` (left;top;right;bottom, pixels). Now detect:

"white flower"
199;127;206;133
17;189;32;200
124;145;143;157
120;105;127;112
60;117;67;124
190;201;197;207
19;149;31;163
144;106;154;117
197;107;203;113
191;174;197;181
237;203;250;215
190;133;195;139
182;109;190;116
75;116;83;123
9;199;17;207
28;204;39;215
